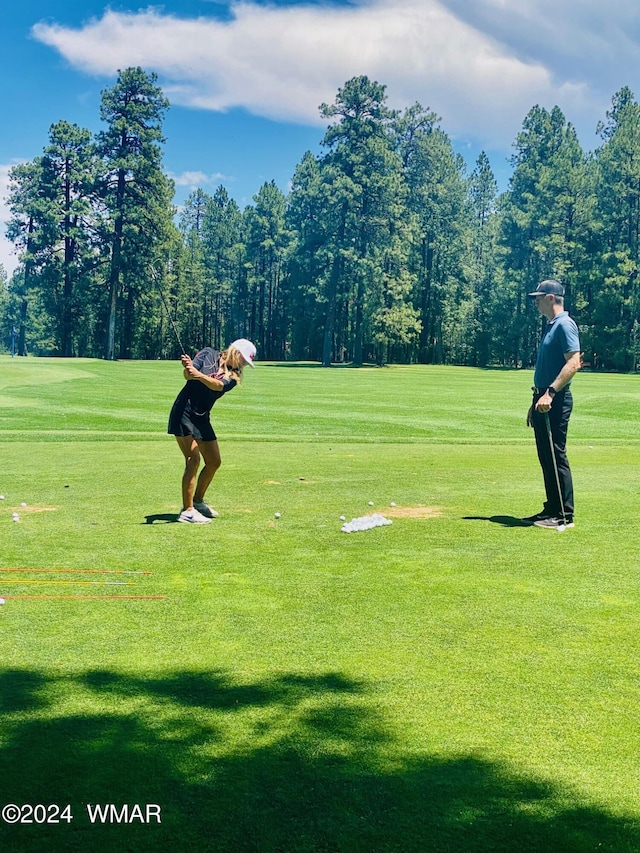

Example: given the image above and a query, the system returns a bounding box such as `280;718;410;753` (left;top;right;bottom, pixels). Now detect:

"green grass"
0;356;639;852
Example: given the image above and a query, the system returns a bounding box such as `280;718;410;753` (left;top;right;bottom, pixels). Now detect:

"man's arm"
550;350;581;392
534;351;581;412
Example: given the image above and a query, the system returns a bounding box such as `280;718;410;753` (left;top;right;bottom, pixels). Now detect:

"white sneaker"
178;508;211;524
194;501;218;518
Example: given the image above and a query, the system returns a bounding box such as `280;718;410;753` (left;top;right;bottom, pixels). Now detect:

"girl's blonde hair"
219;345;246;382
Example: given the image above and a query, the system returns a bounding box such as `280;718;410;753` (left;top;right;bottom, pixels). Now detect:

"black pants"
532;389;574;519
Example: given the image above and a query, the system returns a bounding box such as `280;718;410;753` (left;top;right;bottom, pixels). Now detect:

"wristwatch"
547;386;557;397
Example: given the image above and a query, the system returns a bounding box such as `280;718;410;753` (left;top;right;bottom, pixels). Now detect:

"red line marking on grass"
0;580;135;585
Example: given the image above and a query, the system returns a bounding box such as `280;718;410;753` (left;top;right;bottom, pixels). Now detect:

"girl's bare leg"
194;440;221;503
175;435;200;510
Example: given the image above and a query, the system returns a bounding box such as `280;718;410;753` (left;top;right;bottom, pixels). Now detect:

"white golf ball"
0;598;5;605
368;501;374;506
390;502;396;507
20;502;27;507
12;514;19;522
274;512;281;519
339;515;346;521
0;495;4;500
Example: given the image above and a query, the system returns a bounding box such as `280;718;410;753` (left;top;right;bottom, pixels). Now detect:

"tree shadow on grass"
0;669;50;713
0;668;638;853
463;515;533;528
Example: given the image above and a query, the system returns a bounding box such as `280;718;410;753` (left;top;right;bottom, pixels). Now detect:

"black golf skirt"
167;405;217;442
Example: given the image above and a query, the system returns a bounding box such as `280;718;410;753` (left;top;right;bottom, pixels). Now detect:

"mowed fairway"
1;356;639;852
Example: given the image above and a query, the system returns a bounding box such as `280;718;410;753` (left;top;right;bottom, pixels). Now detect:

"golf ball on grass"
12;514;19;522
274;512;281;519
20;502;27;507
368;501;374;506
0;598;5;605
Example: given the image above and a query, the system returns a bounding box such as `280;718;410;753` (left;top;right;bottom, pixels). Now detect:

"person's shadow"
463;515;532;528
143;513;179;524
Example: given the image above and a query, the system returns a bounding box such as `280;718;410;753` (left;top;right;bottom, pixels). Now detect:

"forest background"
2;68;640;371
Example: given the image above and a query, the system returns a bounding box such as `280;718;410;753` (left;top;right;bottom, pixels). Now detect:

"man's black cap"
527;279;565;298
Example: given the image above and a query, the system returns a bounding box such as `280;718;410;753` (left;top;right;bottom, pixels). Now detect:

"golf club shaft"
151;263;186;354
158;287;186;355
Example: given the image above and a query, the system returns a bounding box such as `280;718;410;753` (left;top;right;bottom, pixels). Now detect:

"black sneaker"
521;511;553;524
533;516;574;529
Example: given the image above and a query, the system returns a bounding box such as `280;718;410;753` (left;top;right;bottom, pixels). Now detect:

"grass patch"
0;356;639;851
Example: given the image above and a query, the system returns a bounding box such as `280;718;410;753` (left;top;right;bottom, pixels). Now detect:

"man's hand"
535;391;552;413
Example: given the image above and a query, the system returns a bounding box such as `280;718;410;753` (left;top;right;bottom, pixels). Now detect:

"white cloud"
0;165;20;278
168;170;233;188
31;0;598;151
442;0;640;98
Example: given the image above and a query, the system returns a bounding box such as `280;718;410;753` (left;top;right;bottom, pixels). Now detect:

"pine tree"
96;67;174;359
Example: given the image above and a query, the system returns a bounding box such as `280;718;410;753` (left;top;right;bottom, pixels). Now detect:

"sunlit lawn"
0;356;639;852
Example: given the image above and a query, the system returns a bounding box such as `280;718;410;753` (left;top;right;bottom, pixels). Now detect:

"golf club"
150;260;186;355
544;411;568;532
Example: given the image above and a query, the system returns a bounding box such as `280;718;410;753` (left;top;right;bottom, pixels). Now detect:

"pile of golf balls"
341;513;392;533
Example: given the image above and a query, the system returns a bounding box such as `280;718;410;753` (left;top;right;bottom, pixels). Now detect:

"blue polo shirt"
533;311;580;389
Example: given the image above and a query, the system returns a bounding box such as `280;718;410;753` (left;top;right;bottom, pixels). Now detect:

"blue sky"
2;0;639;274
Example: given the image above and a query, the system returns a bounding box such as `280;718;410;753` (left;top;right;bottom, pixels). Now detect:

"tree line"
2;68;640;370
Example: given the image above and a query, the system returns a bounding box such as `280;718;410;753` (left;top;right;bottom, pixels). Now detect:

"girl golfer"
168;339;256;523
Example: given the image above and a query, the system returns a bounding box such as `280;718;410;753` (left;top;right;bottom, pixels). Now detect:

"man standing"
523;280;581;529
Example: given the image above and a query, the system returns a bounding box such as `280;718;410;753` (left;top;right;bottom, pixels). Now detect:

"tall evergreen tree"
396;103;469;363
96;67;174;359
499;105;592;366
591;87;640;369
318;76;418;365
179;189;210;351
202;186;245;347
6;126;104;356
286;151;344;360
41;121;101;355
5;158;51;355
243;181;289;358
467;152;499;366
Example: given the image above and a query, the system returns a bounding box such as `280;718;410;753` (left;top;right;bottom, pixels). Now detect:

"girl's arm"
181;355;226;390
195;372;226;391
